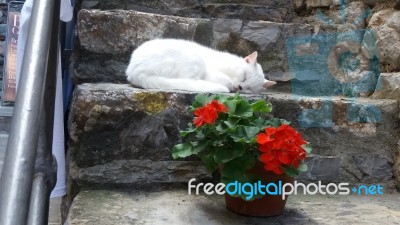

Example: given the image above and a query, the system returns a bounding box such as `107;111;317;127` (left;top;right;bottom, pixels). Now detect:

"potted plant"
172;93;311;217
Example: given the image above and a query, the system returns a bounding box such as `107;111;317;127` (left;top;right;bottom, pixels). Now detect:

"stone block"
306;0;333;8
394;144;400;188
353;155;393;182
65;83;400;218
367;10;400;71
298;155;341;181
79;0;294;22
68;84;399;189
371;73;400;100
74;10;313;84
64;189;400;225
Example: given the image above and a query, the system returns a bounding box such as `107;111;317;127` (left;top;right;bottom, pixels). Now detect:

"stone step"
74;8;393;97
74;9;315;85
0;133;9;176
80;0;296;23
65;83;399;206
0;106;13;176
0;105;13;134
64;189;400;225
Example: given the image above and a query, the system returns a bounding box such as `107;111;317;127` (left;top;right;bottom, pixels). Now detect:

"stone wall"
80;0;296;22
64;1;400;220
67;84;399;191
76;0;400;98
71;0;400;188
75;9;311;84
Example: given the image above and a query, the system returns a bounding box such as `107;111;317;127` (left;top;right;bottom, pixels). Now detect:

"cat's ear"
244;51;258;65
263;79;276;88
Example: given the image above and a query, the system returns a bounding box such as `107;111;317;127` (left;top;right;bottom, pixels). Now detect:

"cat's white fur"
126;39;276;93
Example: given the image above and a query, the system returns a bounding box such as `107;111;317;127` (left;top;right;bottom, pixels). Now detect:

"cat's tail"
128;75;230;93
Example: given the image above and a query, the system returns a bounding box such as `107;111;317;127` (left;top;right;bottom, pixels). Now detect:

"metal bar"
0;0;57;224
27;173;52;225
27;0;61;223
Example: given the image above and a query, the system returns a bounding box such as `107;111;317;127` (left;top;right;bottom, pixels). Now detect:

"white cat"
126;39;276;93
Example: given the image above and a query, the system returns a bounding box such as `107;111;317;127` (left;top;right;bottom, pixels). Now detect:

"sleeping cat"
125;39;276;93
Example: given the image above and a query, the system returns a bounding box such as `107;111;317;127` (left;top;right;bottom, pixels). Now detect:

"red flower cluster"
256;124;307;175
193;100;228;127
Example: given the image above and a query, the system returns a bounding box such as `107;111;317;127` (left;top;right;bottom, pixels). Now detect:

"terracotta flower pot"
224;162;294;217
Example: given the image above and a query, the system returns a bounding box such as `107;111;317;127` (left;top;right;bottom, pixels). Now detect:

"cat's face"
235;52;276;93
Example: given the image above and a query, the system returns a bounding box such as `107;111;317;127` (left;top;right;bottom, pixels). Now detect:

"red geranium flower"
209;100;228;113
193;100;227;127
256;133;274;145
263;159;284;175
256;124;307;175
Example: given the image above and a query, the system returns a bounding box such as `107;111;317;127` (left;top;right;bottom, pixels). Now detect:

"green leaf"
254;118;269;129
179;123;197;137
237;152;256;169
214;94;230;103
220;153;255;183
220;161;246;184
303;143;312;154
199;151;218;172
214;144;246;164
192;141;209;154
298;163;308;172
192;94;213;108
284;166;300;177
216;118;241;134
172;143;193;159
266;118;283;127
230;126;260;143
251;100;272;113
223;118;239;129
235;100;253;117
225;100;237;114
225;99;253;118
195;131;206;140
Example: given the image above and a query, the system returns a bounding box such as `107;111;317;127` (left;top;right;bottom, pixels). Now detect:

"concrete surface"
65;189;400;225
0;133;8;176
49;197;62;225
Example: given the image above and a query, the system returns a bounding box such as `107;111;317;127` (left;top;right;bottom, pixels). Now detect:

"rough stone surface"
79;0;295;22
293;0;306;12
67;83;399;189
297;155;341;181
395;144;400;188
75;5;400;95
68;84;196;166
292;1;400;77
329;1;368;31
266;93;399;185
371;73;400;100
306;0;334;9
368;9;400;71
65;83;400;220
69;160;210;185
348;0;398;7
75;9;313;84
77;10;210;55
64;189;400;225
353;155;393;182
293;0;395;10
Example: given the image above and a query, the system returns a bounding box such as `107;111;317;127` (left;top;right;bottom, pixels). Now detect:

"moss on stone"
133;92;169;114
92;104;102;113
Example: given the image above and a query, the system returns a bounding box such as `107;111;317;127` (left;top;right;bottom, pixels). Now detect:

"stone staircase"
0;105;13;176
63;0;400;224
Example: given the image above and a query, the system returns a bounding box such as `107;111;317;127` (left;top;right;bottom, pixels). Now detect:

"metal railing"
0;0;61;224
